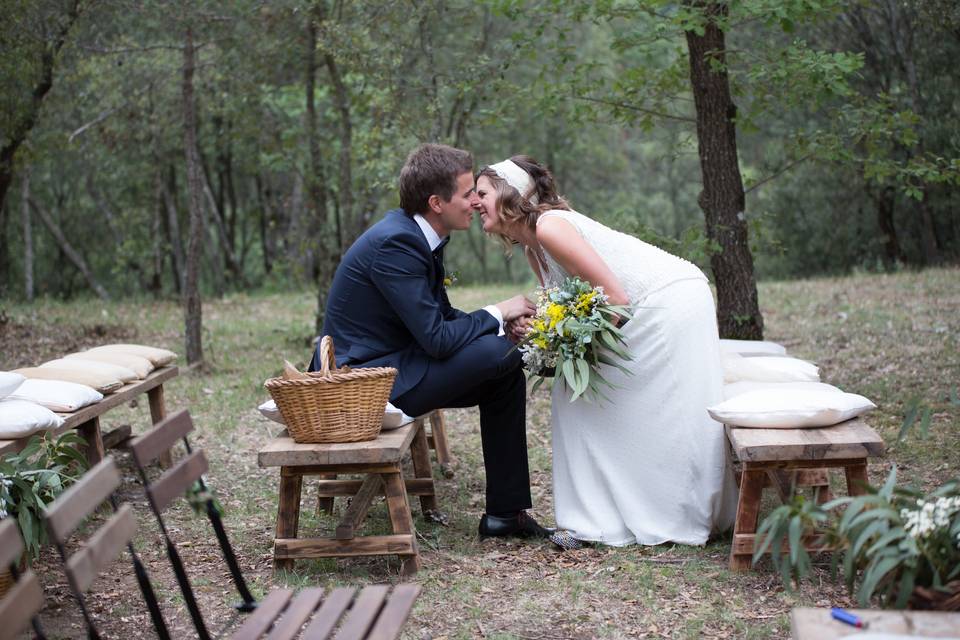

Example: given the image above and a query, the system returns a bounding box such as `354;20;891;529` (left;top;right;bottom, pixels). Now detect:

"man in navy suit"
312;143;550;539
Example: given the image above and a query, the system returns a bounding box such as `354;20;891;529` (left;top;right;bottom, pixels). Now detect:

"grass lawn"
1;267;957;639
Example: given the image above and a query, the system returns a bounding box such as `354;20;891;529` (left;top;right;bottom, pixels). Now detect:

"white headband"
488;159;539;204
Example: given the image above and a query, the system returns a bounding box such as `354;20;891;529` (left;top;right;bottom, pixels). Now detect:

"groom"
311;143;550;539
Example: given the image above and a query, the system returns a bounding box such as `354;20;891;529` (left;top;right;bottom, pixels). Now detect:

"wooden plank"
147;449;208;513
382;472;420;575
409;421;438;514
332;584;389;640
129;409;193;468
732;533;831;556
428;410;454;478
315;478;435;497
0;519;24;569
258;423;417;468
0;570;44;640
66;504;137;593
44;457;121;543
365;584;421;640
300;587;355;640
263;587;324;640
147;383;173;468
729;468;766;572
726;419;885;463
316;473;337;515
274;535;416;559
845;463;869;496
281;464;402;476
228;588;294;640
78;417;106;468
743;458;869;471
101;424;132;450
790;608;960;640
335;475;383;540
274;470;302;572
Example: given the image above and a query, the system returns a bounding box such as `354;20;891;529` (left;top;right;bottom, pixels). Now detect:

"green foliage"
0;432;89;560
754;467;960;608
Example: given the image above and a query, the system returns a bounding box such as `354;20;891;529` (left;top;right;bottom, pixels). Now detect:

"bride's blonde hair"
477;155;570;252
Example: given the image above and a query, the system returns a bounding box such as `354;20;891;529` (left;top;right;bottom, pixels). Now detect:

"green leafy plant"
0;432;89;560
754;467;960;609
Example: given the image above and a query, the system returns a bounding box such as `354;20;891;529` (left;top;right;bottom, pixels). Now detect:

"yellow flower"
532;318;547;333
573;290;597;317
443;277;452;286
546;303;567;329
533;336;549;350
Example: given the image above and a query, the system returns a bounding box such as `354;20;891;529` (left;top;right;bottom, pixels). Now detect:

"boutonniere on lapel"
443;271;460;288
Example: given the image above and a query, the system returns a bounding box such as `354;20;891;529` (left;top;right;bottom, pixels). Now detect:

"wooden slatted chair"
42;456;170;640
129;409;422;640
0;519;47;640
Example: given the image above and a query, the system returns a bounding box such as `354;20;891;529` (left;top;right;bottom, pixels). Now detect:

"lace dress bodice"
536;209;706;305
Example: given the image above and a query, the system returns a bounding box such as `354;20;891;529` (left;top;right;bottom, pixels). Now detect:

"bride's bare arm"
536;217;630;306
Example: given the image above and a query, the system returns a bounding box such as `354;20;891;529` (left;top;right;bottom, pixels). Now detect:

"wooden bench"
0;365;178;467
258;415;438;575
725;417;886;571
791;607;960;639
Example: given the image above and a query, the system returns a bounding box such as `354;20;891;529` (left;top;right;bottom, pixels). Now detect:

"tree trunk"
21;172;34;301
684;1;763;339
162;165;185;293
868;184;904;267
182;26;205;365
0;1;81;216
255;175;275;275
29;197;109;300
0;199;8;296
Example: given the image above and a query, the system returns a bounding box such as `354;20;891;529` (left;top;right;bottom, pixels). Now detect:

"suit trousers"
392;334;532;515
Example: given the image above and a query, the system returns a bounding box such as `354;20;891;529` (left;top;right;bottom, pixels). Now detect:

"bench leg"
275;467;303;572
147;384;173;469
428;410;454;479
730;466;766;572
410;420;438;515
317;473;337;515
845;462;869;496
78;417;106;468
382;470;420;576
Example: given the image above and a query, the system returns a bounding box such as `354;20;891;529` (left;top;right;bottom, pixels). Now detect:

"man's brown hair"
399;143;474;215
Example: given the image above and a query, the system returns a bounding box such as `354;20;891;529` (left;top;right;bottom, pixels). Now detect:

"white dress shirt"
413;214;504;334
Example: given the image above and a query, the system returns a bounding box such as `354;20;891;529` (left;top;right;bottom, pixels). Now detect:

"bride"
476;156;738;547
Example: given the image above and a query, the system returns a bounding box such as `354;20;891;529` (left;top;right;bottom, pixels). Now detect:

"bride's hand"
495;294;536;322
506;316;534;344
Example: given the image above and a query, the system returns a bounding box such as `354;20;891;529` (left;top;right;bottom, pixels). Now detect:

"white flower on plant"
900;496;960;540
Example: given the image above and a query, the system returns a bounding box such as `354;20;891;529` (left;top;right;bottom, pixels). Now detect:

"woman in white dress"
476;156;738;547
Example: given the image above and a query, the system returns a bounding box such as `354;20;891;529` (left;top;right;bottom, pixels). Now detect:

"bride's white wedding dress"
537;209;738;546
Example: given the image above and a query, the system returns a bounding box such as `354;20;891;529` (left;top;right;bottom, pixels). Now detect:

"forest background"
2;0;958;358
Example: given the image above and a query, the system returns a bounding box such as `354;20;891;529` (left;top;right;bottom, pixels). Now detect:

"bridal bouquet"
518;277;633;402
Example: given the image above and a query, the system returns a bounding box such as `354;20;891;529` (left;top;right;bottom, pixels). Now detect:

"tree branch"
744;153;815;194
573;95;696;123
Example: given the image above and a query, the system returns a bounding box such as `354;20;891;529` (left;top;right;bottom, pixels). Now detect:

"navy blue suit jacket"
312;209;499;400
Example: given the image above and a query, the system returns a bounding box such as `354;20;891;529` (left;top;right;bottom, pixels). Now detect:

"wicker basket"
910;580;960;611
264;336;396;443
0;557;25;599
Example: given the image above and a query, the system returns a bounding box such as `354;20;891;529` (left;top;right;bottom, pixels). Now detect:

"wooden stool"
424;410;454;478
725;418;885;571
258;419;438;575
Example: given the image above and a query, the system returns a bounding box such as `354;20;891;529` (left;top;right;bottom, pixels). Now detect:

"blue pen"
831;608;865;629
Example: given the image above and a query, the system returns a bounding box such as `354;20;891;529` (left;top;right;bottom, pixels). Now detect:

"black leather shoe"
478;511;553;539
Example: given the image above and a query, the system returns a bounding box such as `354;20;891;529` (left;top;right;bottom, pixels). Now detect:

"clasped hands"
494;294;537;344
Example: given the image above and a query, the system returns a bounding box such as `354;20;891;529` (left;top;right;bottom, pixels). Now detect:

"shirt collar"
413;214;446;252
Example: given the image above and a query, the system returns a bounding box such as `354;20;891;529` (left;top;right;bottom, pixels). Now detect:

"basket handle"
319;335;336;376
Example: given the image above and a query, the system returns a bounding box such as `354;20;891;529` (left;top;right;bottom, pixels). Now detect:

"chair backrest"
43;456;169;640
0;519;46;640
128;409;256;633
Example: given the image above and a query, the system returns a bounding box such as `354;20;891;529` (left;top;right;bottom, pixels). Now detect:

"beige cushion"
0;372;25;399
7;379;103;412
86;344;177;366
41;358;138;384
708;389;876;429
15;367;124;395
723;381;843;401
0;399;64;438
722;352;820;384
720;339;788;357
64;351;153;379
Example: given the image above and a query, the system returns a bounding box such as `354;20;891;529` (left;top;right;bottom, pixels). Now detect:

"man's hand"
495;294;536;322
505;315;534;344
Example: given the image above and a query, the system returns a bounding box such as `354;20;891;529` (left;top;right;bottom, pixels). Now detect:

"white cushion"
723;381;843;400
722;352;820;383
0;399;65;438
0;372;25;400
257;399;414;430
720;339;788;357
14;367;124;395
7;379;103;412
86;344;177;366
41;358;138;384
64;351;154;379
708;389;876;429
